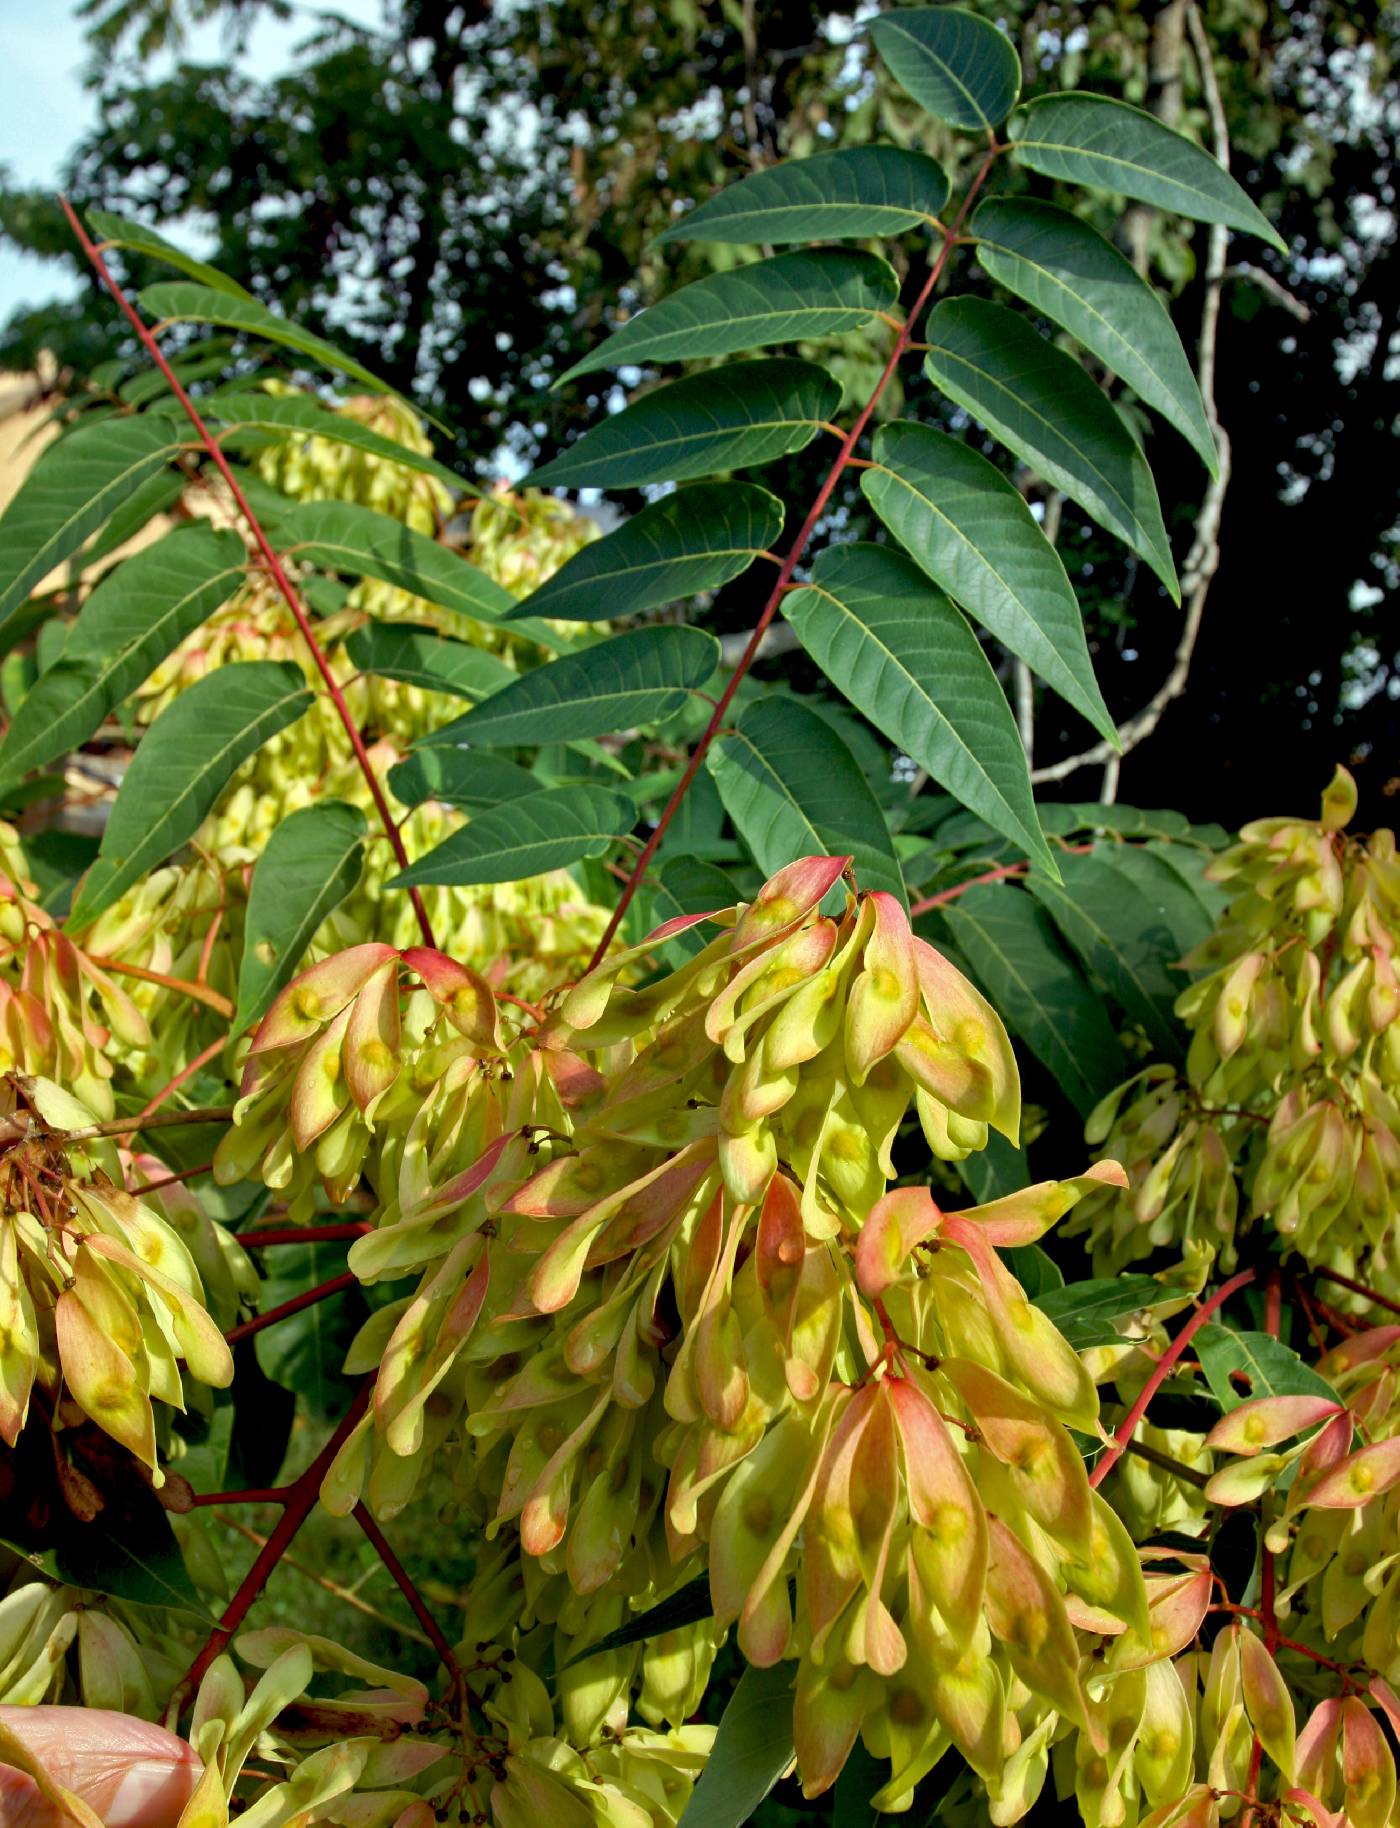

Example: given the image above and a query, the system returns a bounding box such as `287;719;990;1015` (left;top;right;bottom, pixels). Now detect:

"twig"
1314;1265;1400;1319
1224;262;1311;321
88;956;234;1019
177;1377;373;1701
1031;0;1232;790
130;1161;214;1195
212;1508;432;1648
908;844;1094;918
1089;1268;1255;1488
135;1034;226;1121
353;1503;460;1677
64;1105;234;1141
1125;1436;1211;1490
225;1271;359;1345
582;142;1004;967
236;1222;373;1249
59;198;438;952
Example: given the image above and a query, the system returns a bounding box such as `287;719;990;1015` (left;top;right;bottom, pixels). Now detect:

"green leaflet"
234;802;369;1034
527;360;841;489
254;1241;367;1420
1010;92;1287;252
560;249;897;382
68;661;314;928
139;280;400;397
971;198;1218;473
959;1130;1033;1204
87;206;256;298
924;297;1178;596
0;415;189;643
783;542;1052;872
656;145;949;245
387;749;540;812
207;389;465;494
422;626;720;747
870;6;1021;130
342;622;516;701
560;1574;713;1670
1195;1326;1338;1412
392;785;637;889
863;421;1115;742
1036;1275;1175;1348
513;483;784;625
1092;843;1216;962
276;500;520;632
1024;851;1185;1058
678;1659;795;1828
707;696;905;904
0;524;246;795
937;882;1126;1116
649;856;740;963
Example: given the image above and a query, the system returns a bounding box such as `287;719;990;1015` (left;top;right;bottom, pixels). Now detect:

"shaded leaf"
958;1129;1031;1203
1195;1327;1338;1413
657;145;949;245
277;500;518;630
1003;1244;1064;1301
1024;851;1183;1057
708;696;904;902
68;661;313;927
511;483;783;625
864;422;1115;741
0;525;246;795
0;415;186;643
343;621;516;700
255;1242;365;1420
87;207;255;297
924;298;1178;595
649;856;738;963
527;360;841;488
1010;92;1287;252
678;1659;794;1827
235;802;369;1033
562;1575;713;1670
972;197;1217;471
1036;1275;1173;1348
784;542;1053;869
870;5;1021;130
208;390;464;494
424;626;718;747
392;785;636;889
140;280;402;396
1092;844;1215;963
560;249;897;382
938;881;1125;1116
387;748;539;811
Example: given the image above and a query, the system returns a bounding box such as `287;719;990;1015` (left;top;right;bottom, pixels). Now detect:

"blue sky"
0;0;381;325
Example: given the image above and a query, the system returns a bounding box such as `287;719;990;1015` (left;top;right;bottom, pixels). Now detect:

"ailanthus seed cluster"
1070;768;1400;1301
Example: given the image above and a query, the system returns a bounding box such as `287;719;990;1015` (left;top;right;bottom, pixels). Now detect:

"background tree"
1;0;1396;815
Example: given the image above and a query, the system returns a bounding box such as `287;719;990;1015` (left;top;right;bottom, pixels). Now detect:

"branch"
583;141;1004;967
215;1508;433;1648
177;1376;373;1701
1031;1;1232;790
235;1222;373;1249
59;198;438;953
135;1034;226;1122
225;1271;359;1345
352;1503;460;1678
63;1105;234;1141
1313;1265;1400;1319
1089;1268;1255;1489
1224;262;1312;322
